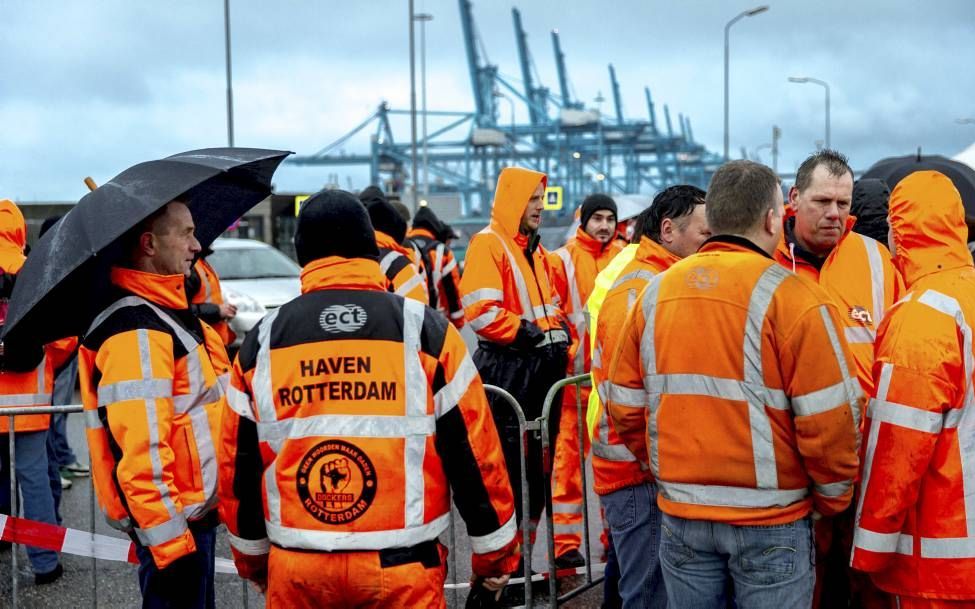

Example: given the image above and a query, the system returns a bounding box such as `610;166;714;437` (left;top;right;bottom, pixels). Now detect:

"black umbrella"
2;147;291;349
862;152;975;216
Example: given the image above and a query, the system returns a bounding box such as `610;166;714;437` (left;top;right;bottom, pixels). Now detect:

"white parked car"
208;238;301;346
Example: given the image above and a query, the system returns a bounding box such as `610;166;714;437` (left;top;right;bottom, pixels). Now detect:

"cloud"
2;0;973;201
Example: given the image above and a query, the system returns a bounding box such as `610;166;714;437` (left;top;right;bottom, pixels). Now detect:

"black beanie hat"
359;186;407;244
579;193;618;229
294;189;380;266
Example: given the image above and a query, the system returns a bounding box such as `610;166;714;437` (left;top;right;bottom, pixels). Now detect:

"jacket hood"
359;186;407;244
889;170;972;286
490;167;547;238
0;199;27;273
851;179;891;247
413;206;456;241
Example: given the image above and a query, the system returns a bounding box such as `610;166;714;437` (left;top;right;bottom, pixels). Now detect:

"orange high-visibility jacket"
190;257;236;346
218;256;520;581
851;171;975;600
377;230;428;305
79;266;229;569
459;167;568;345
549;227;624;375
0;199;59;433
607;236;862;525
590;236;680;495
408;227;465;329
774;211;903;397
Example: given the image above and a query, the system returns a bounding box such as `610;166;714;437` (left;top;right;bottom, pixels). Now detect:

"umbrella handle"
84;177;98;192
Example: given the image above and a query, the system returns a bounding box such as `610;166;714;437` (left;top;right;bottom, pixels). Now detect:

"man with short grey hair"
607;160;861;608
774;150;901;608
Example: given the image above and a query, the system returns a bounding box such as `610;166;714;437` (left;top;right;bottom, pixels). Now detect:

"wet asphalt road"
1;350;605;608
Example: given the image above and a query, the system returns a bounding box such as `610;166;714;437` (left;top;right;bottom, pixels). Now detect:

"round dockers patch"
297;439;377;524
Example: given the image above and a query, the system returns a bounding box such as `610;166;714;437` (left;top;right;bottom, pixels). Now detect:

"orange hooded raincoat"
851;171;975;602
459;168;567;344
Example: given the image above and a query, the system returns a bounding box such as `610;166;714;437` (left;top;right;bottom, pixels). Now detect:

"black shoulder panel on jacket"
236;318;263;373
383;252;411;281
420;305;449;359
268;289;406;350
84;304;193;360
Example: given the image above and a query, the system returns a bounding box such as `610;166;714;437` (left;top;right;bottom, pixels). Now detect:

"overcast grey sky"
2;0;973;202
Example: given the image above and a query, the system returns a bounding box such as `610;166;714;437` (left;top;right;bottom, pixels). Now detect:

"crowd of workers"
1;146;974;609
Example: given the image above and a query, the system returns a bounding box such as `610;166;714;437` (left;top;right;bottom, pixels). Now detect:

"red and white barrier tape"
0;513;238;575
1;512;605;591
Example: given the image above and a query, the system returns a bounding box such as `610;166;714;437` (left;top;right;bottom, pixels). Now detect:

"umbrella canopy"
2;147;291;349
862;153;975;216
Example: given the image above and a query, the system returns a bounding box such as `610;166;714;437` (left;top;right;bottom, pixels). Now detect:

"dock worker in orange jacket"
79;200;230;608
590;185;709;608
217;190;519;608
773;150;901;609
359;186;428;304
607;160;862;608
547;193;623;567
459;167;571;550
408;206;465;328
0;198;66;584
851;171;975;609
187;251;237;347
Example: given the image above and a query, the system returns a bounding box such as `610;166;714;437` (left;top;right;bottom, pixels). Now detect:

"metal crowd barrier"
481;384;536;607
540;373;602;606
2;405;250;609
4;376;601;609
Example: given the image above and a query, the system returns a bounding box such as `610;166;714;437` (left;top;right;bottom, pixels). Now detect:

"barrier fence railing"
3;376;601;608
482;383;536;607
540;373;602;607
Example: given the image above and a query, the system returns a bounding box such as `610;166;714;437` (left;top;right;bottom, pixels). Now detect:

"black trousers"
474;341;568;527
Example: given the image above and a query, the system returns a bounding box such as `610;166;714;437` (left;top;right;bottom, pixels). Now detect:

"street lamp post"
724;5;769;161
789;76;831;149
223;0;234;147
408;0;418;210
414;13;433;199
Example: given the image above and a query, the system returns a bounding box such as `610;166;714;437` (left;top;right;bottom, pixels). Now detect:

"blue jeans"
659;513;814;609
601;482;667;609
0;430;61;575
47;356;79;467
133;518;217;609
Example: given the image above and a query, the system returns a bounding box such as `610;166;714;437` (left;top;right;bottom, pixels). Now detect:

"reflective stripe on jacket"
408;227;465;329
774;211;903;397
606;236;862;525
377;231;428;305
218;256;519;580
852;171;975;598
459;167;567;345
80;266;227;569
590;237;679;495
549;227;623;375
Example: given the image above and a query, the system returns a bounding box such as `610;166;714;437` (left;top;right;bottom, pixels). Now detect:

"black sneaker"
35;563;64;585
554;548;586;570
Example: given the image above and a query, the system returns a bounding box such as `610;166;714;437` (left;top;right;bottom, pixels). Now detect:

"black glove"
510;320;544;351
465;577;503;608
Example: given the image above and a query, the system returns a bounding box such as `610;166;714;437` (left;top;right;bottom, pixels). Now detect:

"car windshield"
208;245;301;280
